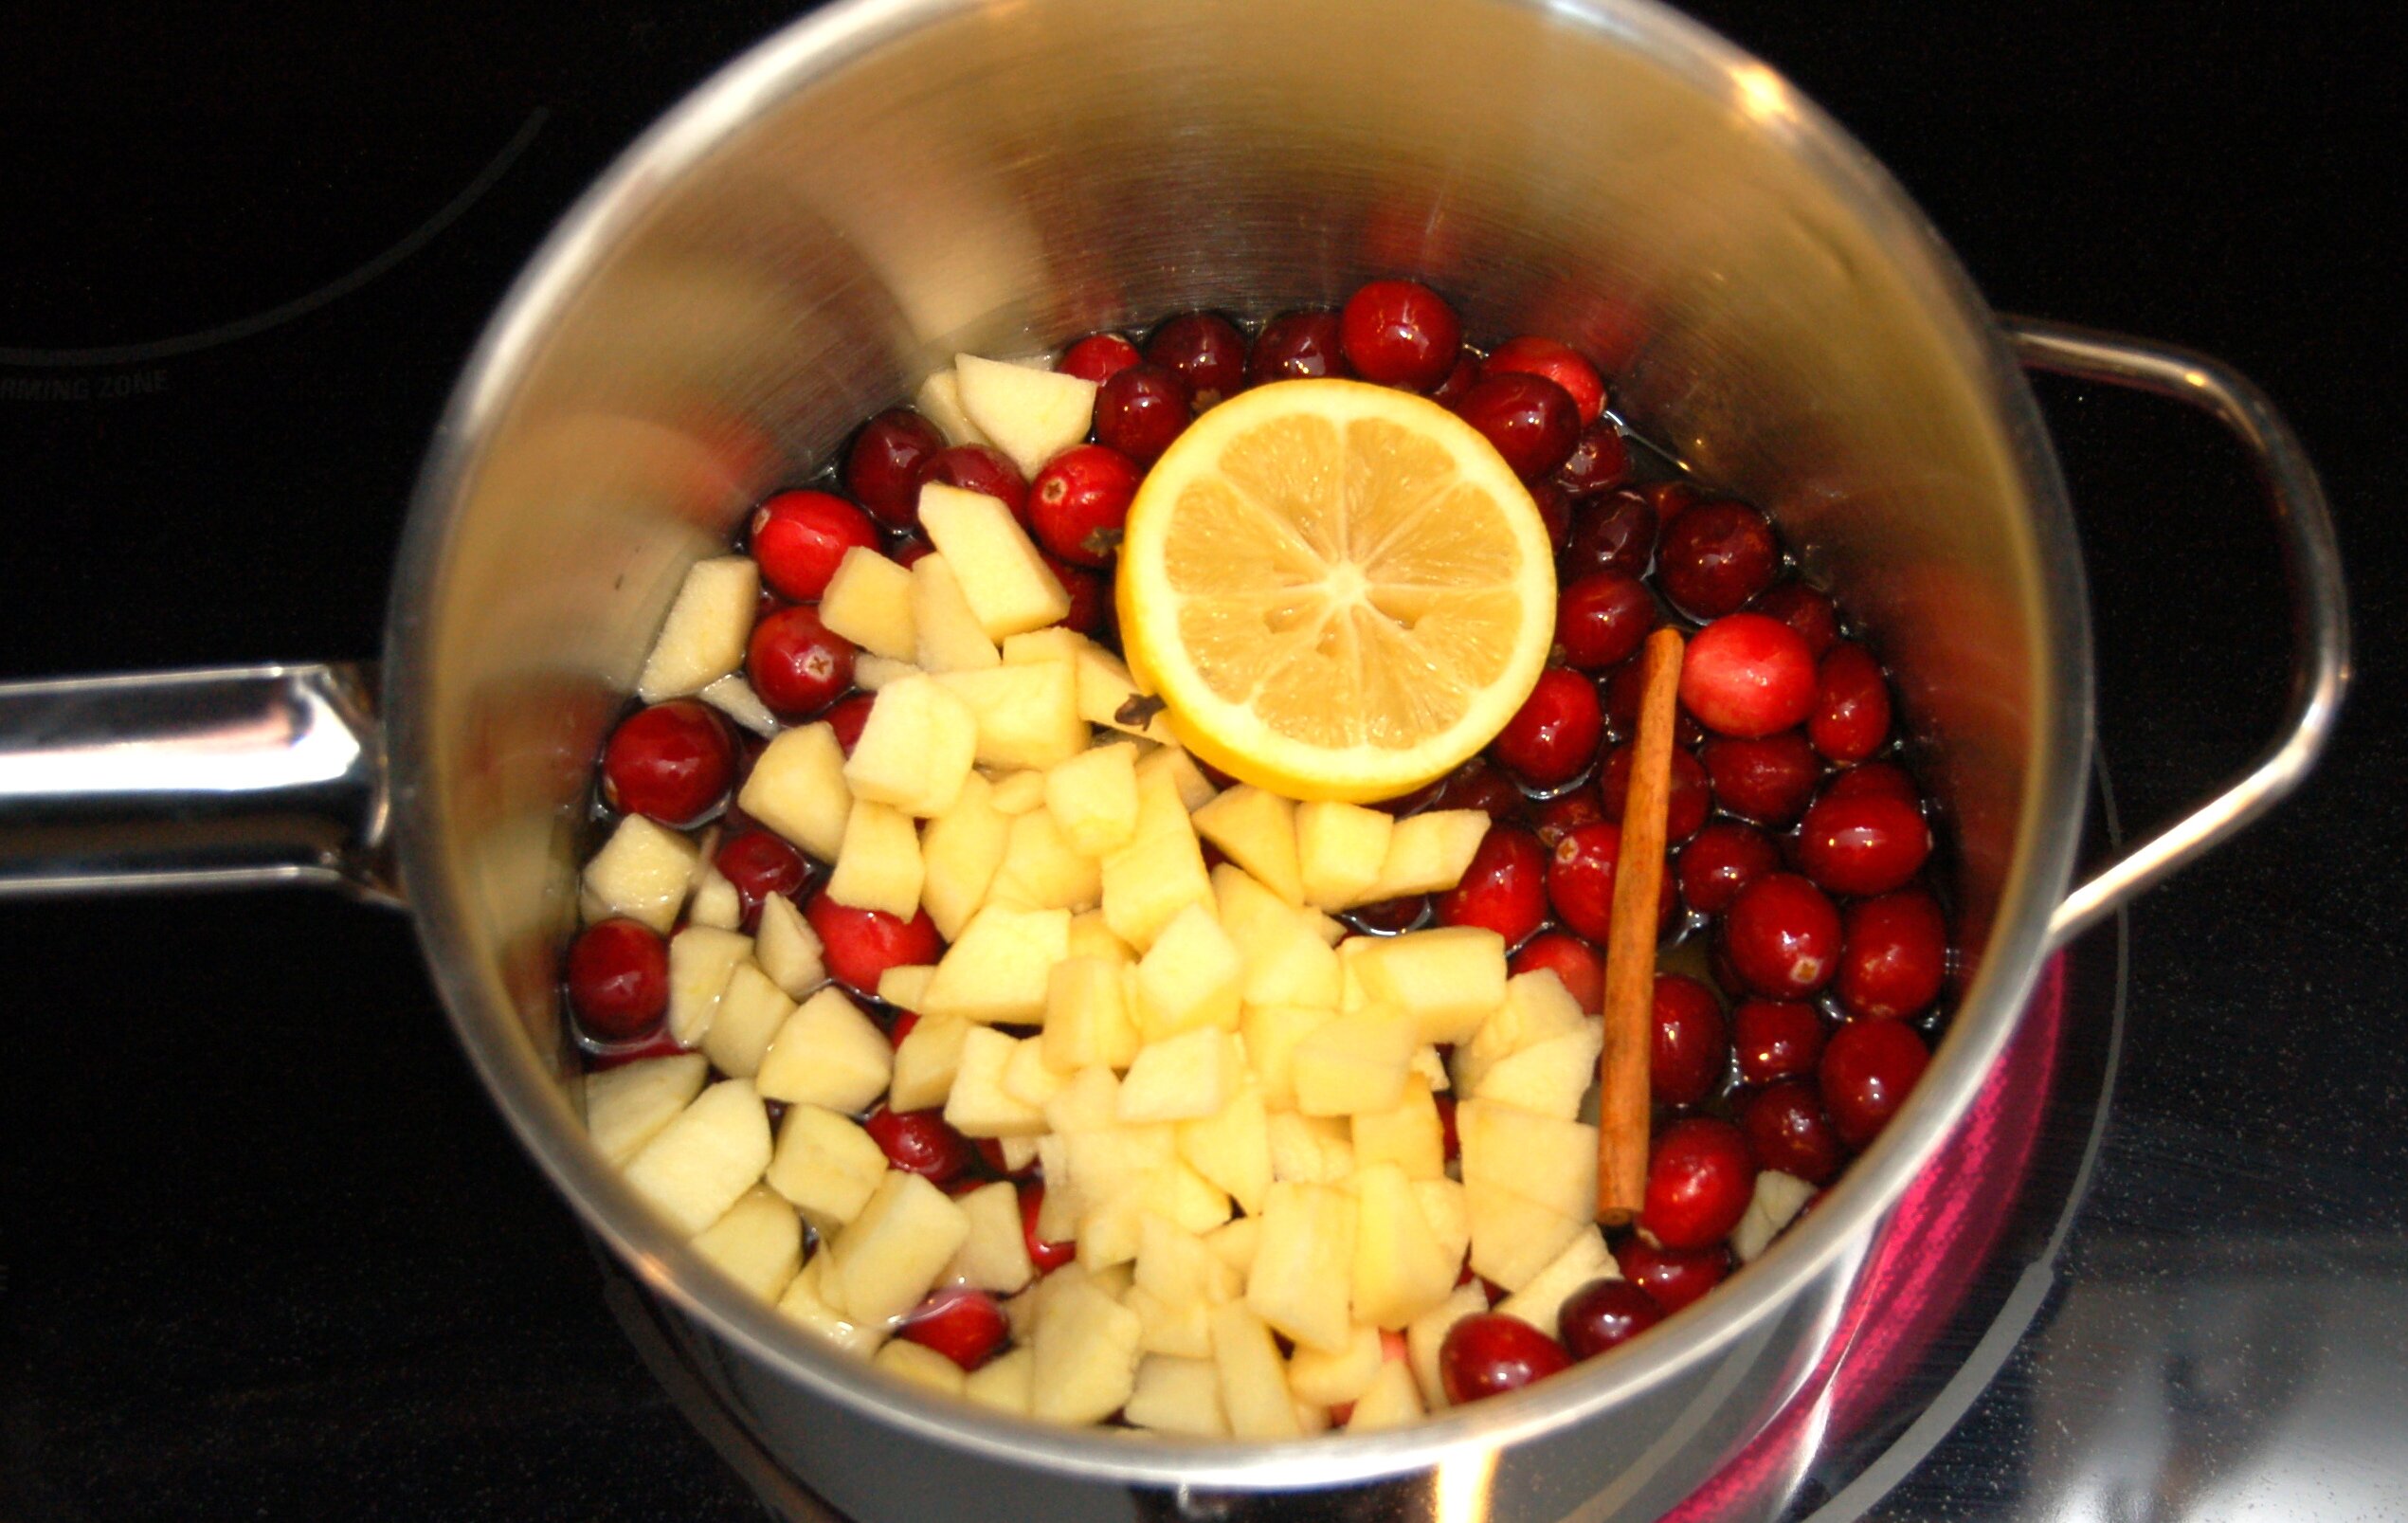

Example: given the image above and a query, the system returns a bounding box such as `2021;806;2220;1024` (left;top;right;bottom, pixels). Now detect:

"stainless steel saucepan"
0;1;2347;1517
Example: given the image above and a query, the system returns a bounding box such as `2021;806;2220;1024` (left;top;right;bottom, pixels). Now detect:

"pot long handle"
0;662;398;904
2005;316;2349;946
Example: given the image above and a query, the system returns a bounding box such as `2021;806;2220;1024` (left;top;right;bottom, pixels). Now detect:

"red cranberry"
1614;1236;1728;1313
1732;999;1826;1086
1796;792;1931;897
1561;490;1657;580
1554;418;1633;497
916;444;1028;522
1642;1117;1756;1250
715;829;809;930
1438;758;1526;820
1657;499;1780;618
1837;890;1949;1020
1599;745;1711;844
1439;1313;1572;1405
1435;825;1548;947
1426;352;1481;409
823;692;876;754
863;1106;975;1186
888;1009;920;1046
1019;1182;1077;1273
1699;732;1821;825
1338;279;1462;390
1545;822;1672;942
1094;363;1191;464
805;893;944;994
1533;789;1606;848
1555;571;1657;671
898;1286;1009;1371
1720;873;1841;999
1145;312;1248;409
1455;372;1582;481
1045;553;1111;638
842;410;945;530
1376;776;1447;819
1754;582;1839;658
1602;658;1705;749
1738;1080;1846;1185
1059;332;1141;383
1486;335;1606;424
1492;668;1602;788
1819;1019;1930;1149
1677;821;1780;916
1436;1092;1460;1163
1246;309;1345;385
1821;761;1921;805
1810;643;1892;765
1643;480;1702;525
749;489;882;603
565;919;670;1040
748;606;855;719
1511;932;1604;1011
891;535;935;570
1530;479;1574;551
1558;1278;1663;1359
1347;896;1428;935
1651;973;1729;1108
1028;444;1142;568
1679;613;1818;738
601;700;735;825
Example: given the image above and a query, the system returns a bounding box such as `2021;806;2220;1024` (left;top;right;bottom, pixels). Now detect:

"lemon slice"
1116;378;1556;803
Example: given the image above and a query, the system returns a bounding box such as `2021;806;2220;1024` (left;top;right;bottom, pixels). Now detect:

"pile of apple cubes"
571;354;1621;1439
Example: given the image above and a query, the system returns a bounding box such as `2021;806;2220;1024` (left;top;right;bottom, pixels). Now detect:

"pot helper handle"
2005;317;2349;946
0;662;395;903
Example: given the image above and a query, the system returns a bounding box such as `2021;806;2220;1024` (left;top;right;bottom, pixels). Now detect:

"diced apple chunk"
1247;1181;1359;1354
777;1253;887;1356
877;964;935;1011
1464;1184;1588;1293
1349;927;1511;1045
1346;1359;1426;1431
1241;1004;1337;1112
952;354;1097;478
1457;1098;1600;1223
1190;787;1303;905
1126;1354;1229;1437
1070;640;1174;744
889;1013;970;1112
935;661;1084;771
1350;1087;1446;1181
830;1169;972;1325
1066;910;1133;966
945;1179;1037;1294
1100;769;1214;951
697;673;779;737
1291;1008;1419;1117
754;987;894;1114
1031;1278;1143;1426
875;1338;967;1397
753;892;826;999
1454;968;1591;1091
1472;1023;1604;1120
585;1052;708;1165
703;962;798;1079
842;675;978;819
1002;1034;1068;1110
688;866;742;930
738;723;851;861
1178;1083;1272;1217
919;481;1072;637
1135;745;1218;813
693;1186;803;1301
1494;1225;1616;1335
987;769;1047;814
1210;1301;1301;1440
624;1079;773;1237
1043;956;1141;1074
1406;1283;1491;1409
944;1027;1052;1138
1132;902;1244;1041
825;801;925;920
1295;800;1393;911
852;653;918;691
1359;809;1493;902
1119;1028;1244;1123
916;770;1008;940
817;546;917;661
1044;742;1140;857
637;555;759;700
1265;1109;1355;1184
914;367;989;446
961;1345;1034;1416
765;1103;888;1230
584;816;702;934
911;553;1002;673
922;904;1070;1024
1412;1177;1472;1271
1205;1216;1261;1278
985;807;1100;913
1351;1163;1462;1330
1732;1169;1818;1262
666;926;752;1047
1135;1213;1243;1307
1288;1322;1385;1406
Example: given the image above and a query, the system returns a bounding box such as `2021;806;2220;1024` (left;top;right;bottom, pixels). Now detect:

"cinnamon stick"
1597;626;1684;1225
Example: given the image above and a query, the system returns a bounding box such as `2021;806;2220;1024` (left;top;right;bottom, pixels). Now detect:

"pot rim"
384;0;2092;1489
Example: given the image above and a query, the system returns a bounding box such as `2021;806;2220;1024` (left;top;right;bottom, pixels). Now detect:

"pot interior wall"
409;0;2058;1236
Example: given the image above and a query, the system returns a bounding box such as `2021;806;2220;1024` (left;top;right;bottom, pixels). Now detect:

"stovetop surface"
3;4;2399;1519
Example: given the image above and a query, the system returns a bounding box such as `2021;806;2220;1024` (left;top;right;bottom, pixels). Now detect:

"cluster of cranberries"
560;279;1955;1410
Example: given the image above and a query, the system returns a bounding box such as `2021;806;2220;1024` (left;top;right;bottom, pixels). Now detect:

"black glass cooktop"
2;5;2398;1519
